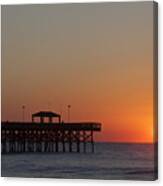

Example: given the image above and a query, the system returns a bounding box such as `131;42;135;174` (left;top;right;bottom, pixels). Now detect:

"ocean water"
1;143;157;180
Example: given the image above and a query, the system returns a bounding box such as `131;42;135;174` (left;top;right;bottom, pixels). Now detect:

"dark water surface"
1;143;157;180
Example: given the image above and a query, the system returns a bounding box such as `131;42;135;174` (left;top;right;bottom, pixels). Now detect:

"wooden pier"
1;120;101;153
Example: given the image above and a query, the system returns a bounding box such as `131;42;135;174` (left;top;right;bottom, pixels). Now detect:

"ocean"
1;142;157;180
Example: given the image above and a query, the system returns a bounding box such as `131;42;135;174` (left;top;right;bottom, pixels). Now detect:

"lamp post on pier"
22;105;25;122
67;105;71;123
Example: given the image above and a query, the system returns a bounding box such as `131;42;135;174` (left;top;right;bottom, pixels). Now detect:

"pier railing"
1;122;101;131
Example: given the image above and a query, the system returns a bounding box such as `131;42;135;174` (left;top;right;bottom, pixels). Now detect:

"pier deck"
1;122;101;153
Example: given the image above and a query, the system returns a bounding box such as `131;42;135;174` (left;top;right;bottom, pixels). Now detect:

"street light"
22;105;25;122
67;105;71;122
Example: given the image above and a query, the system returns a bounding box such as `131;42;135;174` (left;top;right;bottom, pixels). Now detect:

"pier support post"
55;130;59;152
77;131;80;153
83;131;86;153
69;131;72;152
62;130;65;152
91;130;94;153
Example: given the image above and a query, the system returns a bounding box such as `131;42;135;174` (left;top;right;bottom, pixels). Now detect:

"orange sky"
1;2;157;143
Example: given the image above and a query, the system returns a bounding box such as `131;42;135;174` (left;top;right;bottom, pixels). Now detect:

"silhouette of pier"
1;111;101;153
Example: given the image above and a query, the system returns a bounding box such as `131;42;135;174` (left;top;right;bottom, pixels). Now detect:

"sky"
1;2;156;143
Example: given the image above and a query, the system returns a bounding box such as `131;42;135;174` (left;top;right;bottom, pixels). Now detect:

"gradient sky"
2;2;156;143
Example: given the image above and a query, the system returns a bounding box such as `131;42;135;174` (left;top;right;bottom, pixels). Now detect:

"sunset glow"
2;2;156;143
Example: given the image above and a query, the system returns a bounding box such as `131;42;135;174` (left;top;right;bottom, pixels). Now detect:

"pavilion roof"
32;111;60;118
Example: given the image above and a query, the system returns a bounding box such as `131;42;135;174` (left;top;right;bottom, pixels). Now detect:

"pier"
1;111;101;153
